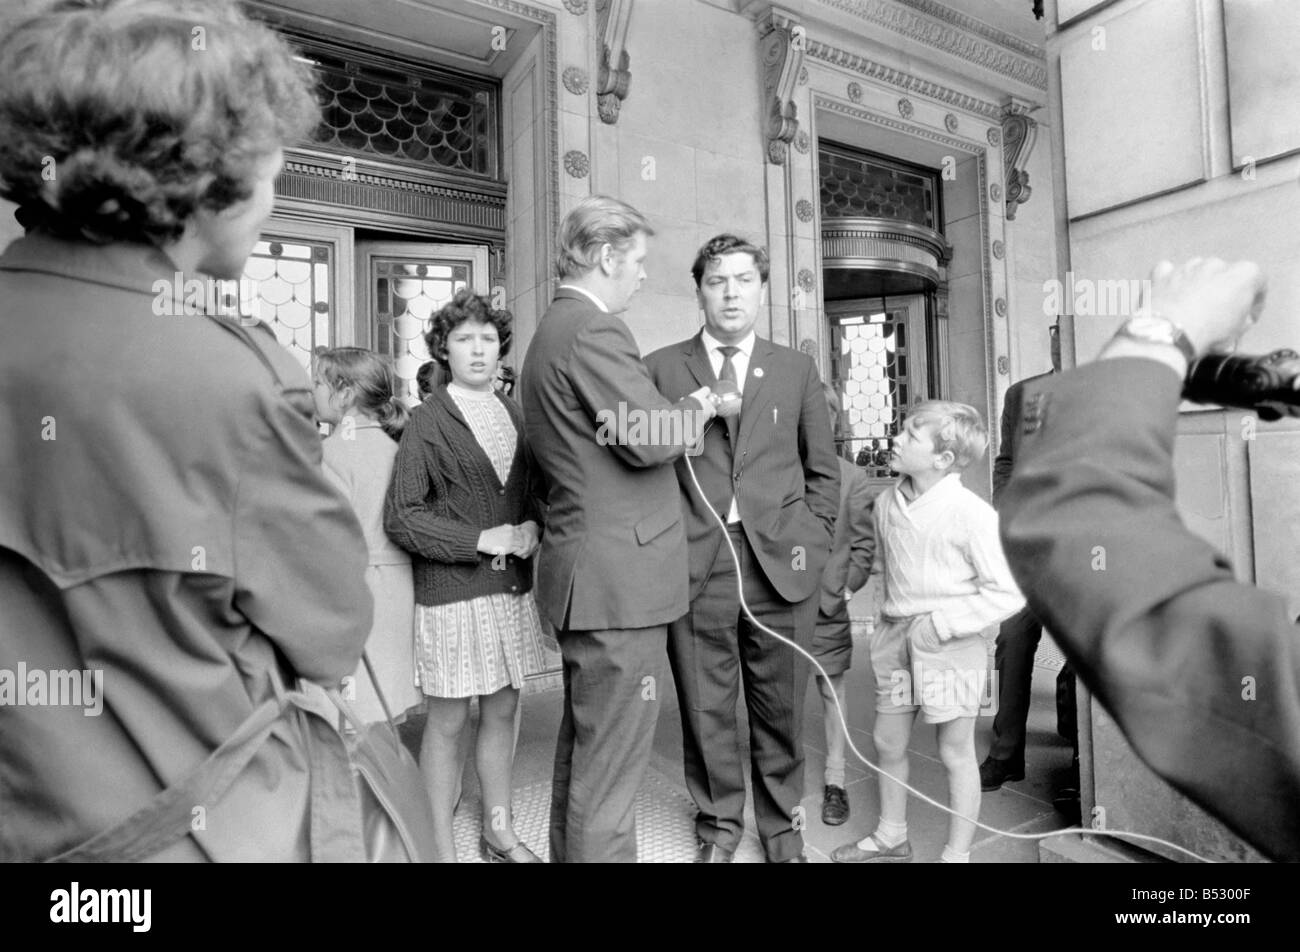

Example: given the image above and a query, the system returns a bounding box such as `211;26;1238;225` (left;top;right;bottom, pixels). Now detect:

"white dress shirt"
700;328;755;522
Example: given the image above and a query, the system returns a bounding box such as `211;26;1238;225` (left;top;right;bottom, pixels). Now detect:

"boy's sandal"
829;833;913;863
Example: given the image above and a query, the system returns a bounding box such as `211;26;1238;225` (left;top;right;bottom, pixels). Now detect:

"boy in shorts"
831;401;1024;863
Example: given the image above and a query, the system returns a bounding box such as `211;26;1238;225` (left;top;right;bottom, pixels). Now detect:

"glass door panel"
356;242;489;404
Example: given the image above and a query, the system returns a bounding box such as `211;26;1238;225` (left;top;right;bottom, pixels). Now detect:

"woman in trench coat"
0;0;375;861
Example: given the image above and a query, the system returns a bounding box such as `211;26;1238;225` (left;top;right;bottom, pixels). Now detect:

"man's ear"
935;449;957;471
598;242;617;277
760;282;769;306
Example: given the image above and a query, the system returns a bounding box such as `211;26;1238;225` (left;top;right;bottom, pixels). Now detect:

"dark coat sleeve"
999;358;1300;862
233;383;372;685
844;467;876;594
798;357;840;539
991;379;1023;506
567;317;708;469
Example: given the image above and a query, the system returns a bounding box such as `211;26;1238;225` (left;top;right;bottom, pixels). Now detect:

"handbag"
46;653;436;863
325;653;438;863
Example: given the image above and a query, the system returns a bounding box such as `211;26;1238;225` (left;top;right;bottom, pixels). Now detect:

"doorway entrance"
234;216;491;404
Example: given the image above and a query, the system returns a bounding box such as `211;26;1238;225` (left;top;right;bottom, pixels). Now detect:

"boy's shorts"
870;613;988;724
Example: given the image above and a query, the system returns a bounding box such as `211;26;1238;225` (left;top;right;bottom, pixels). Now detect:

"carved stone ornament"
994;297;1007;317
795;199;814;223
847;82;863;103
759;11;805;165
1001;97;1039;221
944;113;958;132
794;129;810;154
563;0;587;14
997;355;1009;375
898;97;914;119
595;0;633;124
800;338;817;356
562;66;589;96
563;150;590;178
992;239;1005;260
990;182;1003;203
798;268;816;292
987;127;1001;147
798;66;809;86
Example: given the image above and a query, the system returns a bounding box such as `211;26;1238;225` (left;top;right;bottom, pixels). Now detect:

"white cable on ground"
681;445;1213;864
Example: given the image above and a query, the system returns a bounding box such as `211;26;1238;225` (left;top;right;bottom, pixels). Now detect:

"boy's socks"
940;845;970;863
856;819;908;851
824;761;846;789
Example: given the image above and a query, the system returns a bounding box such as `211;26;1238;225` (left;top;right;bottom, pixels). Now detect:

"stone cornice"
807;42;1013;121
811;0;1048;91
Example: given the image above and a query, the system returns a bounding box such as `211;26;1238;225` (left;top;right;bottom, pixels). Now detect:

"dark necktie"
717;345;740;441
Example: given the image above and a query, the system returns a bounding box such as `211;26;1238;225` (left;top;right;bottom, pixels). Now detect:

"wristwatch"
1114;314;1197;363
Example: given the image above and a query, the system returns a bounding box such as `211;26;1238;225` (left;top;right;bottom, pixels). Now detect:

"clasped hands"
477;520;540;560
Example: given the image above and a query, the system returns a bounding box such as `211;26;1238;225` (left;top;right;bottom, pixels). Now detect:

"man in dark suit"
979;320;1060;792
520;196;719;863
1001;257;1300;861
645;234;839;863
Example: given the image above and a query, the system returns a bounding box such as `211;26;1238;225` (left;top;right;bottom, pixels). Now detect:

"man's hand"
1147;258;1267;355
512;520;540;559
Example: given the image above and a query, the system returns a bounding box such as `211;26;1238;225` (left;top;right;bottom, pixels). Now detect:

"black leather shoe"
480;836;543;863
979;755;1025;791
821;785;850;826
695;839;735;864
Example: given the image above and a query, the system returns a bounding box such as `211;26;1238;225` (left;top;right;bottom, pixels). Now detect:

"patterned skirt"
414;592;549;698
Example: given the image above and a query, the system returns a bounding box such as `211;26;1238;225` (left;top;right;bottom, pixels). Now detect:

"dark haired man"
645;234;839;863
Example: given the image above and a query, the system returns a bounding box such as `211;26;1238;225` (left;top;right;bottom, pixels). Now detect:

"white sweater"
874;473;1025;640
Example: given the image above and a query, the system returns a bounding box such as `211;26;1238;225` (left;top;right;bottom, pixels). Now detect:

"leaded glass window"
371;258;473;404
819;144;937;228
228;238;333;373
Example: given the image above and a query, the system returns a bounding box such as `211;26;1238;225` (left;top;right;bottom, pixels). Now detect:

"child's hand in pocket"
911;614;944;653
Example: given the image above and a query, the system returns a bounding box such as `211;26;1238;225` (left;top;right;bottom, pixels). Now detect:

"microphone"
711;380;742;419
1182;349;1300;421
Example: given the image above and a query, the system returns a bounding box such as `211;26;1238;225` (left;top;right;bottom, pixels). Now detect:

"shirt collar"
896;472;963;510
700;327;756;358
557;284;609;313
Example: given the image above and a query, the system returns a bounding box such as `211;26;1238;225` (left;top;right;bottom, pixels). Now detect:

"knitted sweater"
383;386;542;606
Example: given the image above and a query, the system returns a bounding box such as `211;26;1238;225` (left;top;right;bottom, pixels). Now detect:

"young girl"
384;289;548;864
312;347;423;726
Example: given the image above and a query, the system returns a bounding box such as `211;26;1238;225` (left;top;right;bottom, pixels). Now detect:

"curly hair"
691;234;770;288
424;289;513;370
0;0;319;246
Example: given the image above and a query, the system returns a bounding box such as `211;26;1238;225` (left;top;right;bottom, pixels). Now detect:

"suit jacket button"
499;489;505;495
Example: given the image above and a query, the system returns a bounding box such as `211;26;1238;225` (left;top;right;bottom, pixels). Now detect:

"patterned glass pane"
372;257;472;404
819;145;937;228
829;303;918;477
307;46;497;177
222;238;333;373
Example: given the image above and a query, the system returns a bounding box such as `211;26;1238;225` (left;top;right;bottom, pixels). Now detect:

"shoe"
979;755;1025;792
830;833;912;863
821;785;850;826
695;839;735;864
480;836;543;863
769;853;808;863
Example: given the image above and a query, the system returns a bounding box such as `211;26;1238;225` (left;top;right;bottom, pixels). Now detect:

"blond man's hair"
904;400;988;470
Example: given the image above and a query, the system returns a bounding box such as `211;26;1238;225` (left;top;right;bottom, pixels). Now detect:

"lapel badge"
753;367;764;378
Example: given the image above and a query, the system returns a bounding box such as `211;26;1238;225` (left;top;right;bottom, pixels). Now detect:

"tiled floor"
405;626;1077;863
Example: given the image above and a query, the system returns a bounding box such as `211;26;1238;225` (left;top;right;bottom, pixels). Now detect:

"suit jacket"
991;370;1052;507
819;458;877;616
999;358;1300;862
0;233;373;861
645;332;839;604
519;288;708;631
